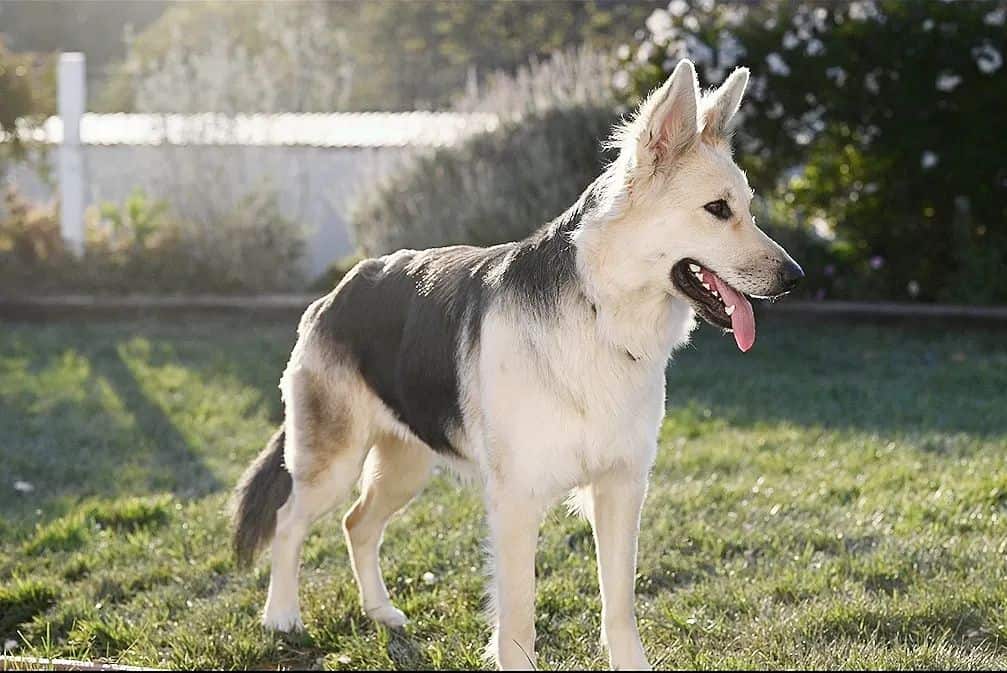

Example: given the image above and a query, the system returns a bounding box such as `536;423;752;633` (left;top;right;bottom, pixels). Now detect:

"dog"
232;59;802;670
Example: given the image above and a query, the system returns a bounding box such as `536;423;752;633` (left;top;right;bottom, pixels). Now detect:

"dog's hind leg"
262;366;370;632
343;435;434;627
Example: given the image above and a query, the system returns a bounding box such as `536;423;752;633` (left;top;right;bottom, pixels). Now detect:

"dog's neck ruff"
587;301;642;362
578;258;694;364
569;215;696;365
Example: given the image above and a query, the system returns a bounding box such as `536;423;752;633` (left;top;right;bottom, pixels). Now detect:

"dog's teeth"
725;304;735;316
689;263;701;273
702;282;712;291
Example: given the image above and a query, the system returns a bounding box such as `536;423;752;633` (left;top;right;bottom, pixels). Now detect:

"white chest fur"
466;295;695;498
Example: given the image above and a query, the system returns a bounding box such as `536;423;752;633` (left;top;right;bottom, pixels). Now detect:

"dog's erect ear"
701;67;749;144
636;59;699;168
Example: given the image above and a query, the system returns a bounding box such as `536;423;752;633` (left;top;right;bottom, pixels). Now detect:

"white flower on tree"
637;40;658;63
766;52;791;76
668;0;690;18
921;151;939;169
984;7;1006;26
972;42;1003;75
722;5;748;28
826;66;848;87
645;9;676;44
811;7;829;32
717;31;746;69
864;71;881;94
935;72;963;92
848;1;879;22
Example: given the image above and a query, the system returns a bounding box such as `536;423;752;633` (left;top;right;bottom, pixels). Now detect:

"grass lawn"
1;314;1005;670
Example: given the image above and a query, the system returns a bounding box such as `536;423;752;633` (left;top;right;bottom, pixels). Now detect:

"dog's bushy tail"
232;426;292;569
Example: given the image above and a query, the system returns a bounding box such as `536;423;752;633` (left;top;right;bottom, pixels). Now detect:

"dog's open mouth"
671;258;756;352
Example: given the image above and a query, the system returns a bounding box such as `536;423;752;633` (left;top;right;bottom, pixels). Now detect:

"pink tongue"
702;269;756;352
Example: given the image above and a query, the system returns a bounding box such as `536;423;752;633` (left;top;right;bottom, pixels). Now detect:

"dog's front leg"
486;481;545;670
589;468;651;670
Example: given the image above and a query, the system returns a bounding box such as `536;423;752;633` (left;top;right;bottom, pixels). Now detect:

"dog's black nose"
778;259;805;292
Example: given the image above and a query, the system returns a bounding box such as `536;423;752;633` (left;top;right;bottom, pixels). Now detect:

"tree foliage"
98;2;353;114
0;0;167;77
98;0;662;113
344;0;662;111
0;36;54;165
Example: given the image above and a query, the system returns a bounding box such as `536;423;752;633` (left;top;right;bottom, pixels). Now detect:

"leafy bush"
0;187;305;294
351;106;619;255
80;189;187;292
0;186;64;266
181;190;306;293
351;48;621;255
311;252;365;292
619;0;1007;303
0;37;54;170
453;45;618;119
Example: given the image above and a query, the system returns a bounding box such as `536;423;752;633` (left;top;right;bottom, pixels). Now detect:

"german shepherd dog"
233;60;803;670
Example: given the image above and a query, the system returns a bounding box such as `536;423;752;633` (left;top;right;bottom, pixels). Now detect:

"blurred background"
2;3;1007;670
1;0;1004;303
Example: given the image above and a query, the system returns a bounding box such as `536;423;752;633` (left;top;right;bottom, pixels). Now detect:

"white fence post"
58;52;86;257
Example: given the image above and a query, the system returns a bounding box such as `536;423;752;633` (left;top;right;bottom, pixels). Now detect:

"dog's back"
306;245;499;454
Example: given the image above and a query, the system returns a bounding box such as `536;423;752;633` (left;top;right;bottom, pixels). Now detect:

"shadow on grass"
92;344;221;496
665;315;1007;439
130;319;294;423
386;626;432;669
0;318;295;521
255;623;429;670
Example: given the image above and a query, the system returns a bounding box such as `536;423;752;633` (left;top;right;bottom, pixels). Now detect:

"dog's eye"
703;199;733;221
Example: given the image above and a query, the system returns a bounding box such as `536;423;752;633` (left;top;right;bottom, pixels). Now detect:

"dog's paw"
604;631;650;670
262;610;304;633
366;603;408;628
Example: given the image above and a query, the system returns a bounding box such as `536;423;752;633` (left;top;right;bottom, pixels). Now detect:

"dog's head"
585;60;803;352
